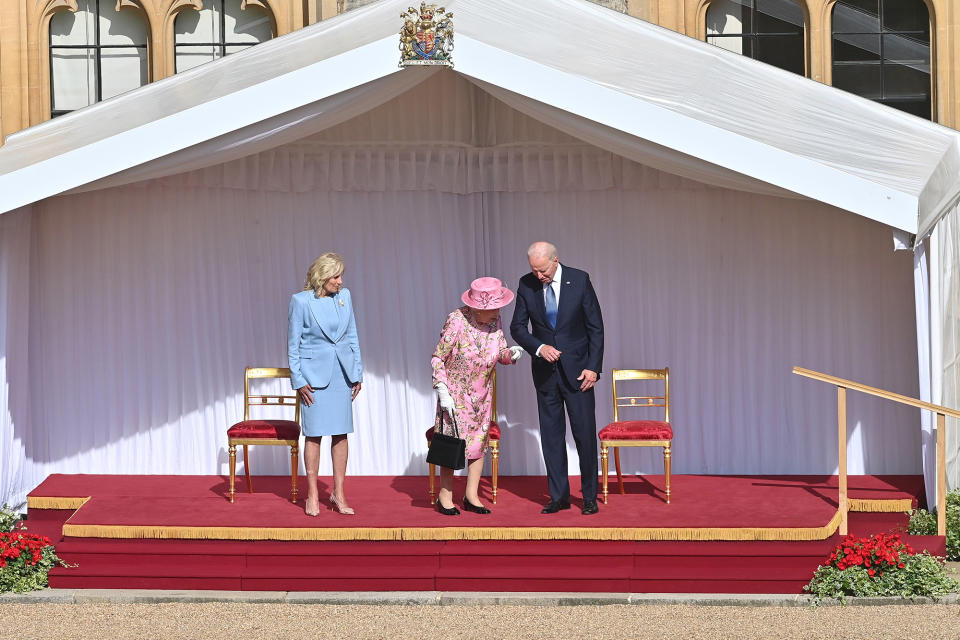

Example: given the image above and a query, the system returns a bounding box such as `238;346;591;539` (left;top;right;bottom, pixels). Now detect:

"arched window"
49;0;149;117
706;0;805;75
831;0;931;118
174;0;273;73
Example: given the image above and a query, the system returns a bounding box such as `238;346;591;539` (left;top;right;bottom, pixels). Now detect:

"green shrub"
0;533;64;593
0;504;23;534
807;552;957;603
805;532;958;604
908;489;959;561
0;504;69;593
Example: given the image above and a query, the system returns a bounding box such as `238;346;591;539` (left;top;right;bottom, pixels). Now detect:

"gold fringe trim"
400;510;842;541
62;510;843;542
848;498;915;513
62;524;406;541
26;496;89;510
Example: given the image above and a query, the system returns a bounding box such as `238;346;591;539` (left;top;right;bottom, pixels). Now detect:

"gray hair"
527;241;558;260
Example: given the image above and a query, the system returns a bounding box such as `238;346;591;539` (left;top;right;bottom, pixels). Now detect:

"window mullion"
878;0;885;102
220;0;227;59
94;0;103;103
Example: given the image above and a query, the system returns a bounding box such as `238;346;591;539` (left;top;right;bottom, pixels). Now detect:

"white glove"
509;346;524;362
436;382;455;415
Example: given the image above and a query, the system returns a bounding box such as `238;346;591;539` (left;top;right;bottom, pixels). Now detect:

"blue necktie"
545;283;557;329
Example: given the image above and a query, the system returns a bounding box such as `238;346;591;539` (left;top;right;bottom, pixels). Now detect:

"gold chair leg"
664;443;672;504
600;444;609;504
428;462;436;505
290;443;299;503
490;440;499;504
228;443;237;503
614;447;625;495
243;445;253;494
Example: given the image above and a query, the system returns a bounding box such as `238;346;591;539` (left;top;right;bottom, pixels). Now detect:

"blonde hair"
304;253;345;297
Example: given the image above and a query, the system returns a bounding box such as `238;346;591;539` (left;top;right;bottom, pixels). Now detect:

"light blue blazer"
287;288;363;391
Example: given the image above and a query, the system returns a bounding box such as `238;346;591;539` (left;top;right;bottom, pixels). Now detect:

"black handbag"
427;408;466;470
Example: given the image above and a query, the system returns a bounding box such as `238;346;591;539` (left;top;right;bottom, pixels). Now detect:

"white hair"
527;241;557;260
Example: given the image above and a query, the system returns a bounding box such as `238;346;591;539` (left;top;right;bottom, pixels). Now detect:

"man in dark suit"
510;241;604;515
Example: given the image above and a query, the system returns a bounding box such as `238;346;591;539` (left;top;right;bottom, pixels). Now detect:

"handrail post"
838;386;848;536
937;412;946;536
794;366;959;539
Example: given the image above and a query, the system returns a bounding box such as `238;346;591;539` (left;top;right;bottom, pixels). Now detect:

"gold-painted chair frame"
600;367;672;505
428;370;501;504
228;367;301;504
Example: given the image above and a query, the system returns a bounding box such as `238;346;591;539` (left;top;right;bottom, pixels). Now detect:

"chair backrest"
611;368;669;423
243;367;300;423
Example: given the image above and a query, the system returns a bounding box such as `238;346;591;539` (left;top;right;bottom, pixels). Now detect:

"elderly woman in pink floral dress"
431;277;524;515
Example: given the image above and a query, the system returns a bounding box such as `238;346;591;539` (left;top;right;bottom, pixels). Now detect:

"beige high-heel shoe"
329;495;355;515
304;498;320;517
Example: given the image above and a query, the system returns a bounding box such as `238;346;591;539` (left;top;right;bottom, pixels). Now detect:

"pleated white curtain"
0;207;33;508
914;240;938;509
0;78;925;508
915;204;960;509
485;189;919;476
934;207;960;492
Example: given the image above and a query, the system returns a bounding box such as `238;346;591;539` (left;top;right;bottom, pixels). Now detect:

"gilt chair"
226;367;301;503
426;369;501;504
597;368;673;504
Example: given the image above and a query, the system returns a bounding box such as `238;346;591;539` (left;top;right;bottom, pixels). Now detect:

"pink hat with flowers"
461;277;515;310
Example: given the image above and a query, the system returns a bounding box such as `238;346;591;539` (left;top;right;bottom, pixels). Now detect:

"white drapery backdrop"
937;209;960;492
913;203;960;510
0;75;923;509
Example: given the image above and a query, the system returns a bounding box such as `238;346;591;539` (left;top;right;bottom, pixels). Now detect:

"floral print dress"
431;306;514;459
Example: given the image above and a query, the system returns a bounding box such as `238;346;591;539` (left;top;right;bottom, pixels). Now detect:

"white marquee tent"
1;0;958;510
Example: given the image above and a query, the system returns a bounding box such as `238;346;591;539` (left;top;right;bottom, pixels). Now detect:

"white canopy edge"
0;11;929;233
455;36;917;232
0;36;401;215
919;138;960;240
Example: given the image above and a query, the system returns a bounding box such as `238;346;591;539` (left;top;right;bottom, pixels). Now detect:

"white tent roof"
2;0;958;237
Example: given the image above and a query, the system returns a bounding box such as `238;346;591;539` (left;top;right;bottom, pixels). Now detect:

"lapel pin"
338;299;345;306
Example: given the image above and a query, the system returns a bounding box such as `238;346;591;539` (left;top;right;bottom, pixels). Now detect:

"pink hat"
461;277;515;310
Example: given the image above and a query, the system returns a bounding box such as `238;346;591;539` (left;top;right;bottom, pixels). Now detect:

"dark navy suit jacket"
510;265;604;389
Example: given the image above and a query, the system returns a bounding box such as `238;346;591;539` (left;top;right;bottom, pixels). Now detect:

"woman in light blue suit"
288;253;363;516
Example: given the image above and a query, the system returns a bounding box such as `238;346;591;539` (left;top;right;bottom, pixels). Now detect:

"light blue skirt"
300;363;354;437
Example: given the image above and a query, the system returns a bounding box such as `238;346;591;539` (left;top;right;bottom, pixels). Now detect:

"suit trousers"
535;364;598;503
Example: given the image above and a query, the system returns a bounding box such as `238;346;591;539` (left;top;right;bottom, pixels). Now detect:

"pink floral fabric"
431;306;514;459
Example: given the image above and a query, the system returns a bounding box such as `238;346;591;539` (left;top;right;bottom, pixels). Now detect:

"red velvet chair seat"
228;419;301;440
426;421;500;440
599;420;673;441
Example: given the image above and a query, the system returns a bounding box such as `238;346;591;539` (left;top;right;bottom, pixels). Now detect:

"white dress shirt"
535;264;562;357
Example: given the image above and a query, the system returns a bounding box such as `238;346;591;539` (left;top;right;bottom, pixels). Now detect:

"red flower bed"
807;531;957;601
826;532;913;578
0;531;53;568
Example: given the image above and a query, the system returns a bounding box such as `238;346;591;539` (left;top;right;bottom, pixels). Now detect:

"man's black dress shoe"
541;500;571;514
462;498;491;514
437;503;461;516
581;500;599;515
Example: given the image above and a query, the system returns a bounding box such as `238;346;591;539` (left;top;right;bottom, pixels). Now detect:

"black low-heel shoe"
437;503;460;516
462;498;491;514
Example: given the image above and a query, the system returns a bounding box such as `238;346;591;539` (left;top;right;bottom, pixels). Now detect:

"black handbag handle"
436;403;461;439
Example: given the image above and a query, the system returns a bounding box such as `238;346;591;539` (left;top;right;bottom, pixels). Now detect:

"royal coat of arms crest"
400;3;453;67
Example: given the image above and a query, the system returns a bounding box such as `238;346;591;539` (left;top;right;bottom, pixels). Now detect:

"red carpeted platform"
27;474;922;541
25;473;942;593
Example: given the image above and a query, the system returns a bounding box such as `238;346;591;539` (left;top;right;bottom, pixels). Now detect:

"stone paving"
2;588;959;607
2;600;960;640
